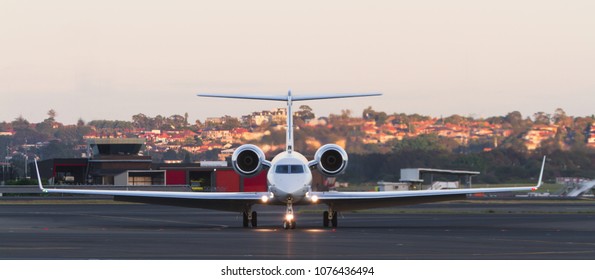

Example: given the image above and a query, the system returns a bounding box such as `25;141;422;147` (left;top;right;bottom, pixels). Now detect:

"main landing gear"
242;204;338;229
323;209;338;228
242;210;258;228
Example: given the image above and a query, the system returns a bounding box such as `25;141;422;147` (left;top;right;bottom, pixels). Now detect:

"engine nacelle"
313;144;348;176
231;144;267;177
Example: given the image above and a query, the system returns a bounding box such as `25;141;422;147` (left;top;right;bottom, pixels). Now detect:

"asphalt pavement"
1;201;594;259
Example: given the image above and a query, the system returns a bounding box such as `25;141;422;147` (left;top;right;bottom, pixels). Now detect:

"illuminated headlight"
261;195;269;203
285;213;294;221
306;192;319;203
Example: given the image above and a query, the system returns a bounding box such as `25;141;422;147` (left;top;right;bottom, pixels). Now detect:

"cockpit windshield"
275;164;305;174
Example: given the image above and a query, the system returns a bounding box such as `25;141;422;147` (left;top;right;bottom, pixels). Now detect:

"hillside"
1;108;594;183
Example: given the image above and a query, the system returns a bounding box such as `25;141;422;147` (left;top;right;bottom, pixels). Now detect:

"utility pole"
24;154;28;179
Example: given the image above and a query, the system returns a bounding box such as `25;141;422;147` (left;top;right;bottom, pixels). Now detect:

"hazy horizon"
1;99;591;126
2;1;594;124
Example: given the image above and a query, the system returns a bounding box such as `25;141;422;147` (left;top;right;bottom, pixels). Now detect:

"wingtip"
535;155;547;190
34;159;47;192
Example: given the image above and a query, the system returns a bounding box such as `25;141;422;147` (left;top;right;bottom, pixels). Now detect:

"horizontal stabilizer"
292;93;381;101
197;92;381;102
197;94;288;101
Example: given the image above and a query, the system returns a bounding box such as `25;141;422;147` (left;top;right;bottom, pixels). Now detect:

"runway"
1;200;595;259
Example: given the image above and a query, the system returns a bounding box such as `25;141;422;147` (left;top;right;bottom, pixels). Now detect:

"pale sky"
1;0;594;124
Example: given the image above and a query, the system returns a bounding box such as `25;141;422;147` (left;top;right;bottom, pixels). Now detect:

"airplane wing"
34;155;546;213
313;156;546;211
44;188;268;212
34;160;267;212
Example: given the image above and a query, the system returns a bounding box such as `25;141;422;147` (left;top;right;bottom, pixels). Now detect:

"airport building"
378;168;479;191
34;138;267;192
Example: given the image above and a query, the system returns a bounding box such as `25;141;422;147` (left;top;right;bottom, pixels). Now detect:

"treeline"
2;108;595;183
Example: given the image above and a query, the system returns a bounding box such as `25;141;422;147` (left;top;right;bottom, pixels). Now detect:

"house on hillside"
588;125;595;148
523;124;558;150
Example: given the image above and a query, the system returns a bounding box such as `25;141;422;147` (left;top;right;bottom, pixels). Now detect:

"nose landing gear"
283;219;296;230
283;200;296;229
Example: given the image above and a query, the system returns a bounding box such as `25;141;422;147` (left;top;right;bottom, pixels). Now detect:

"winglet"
34;159;47;193
532;156;547;191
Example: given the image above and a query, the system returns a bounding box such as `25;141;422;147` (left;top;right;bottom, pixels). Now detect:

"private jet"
36;91;546;229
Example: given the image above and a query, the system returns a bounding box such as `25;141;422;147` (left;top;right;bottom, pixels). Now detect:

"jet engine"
313;144;348;176
231;144;267;176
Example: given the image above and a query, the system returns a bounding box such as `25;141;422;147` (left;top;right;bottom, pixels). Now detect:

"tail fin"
198;91;382;152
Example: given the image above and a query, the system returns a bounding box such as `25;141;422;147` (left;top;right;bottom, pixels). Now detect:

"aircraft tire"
331;211;338;228
242;212;249;228
251;211;258;227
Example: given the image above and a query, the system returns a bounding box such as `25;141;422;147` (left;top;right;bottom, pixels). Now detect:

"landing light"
261;195;269;203
306;192;318;203
285;213;294;221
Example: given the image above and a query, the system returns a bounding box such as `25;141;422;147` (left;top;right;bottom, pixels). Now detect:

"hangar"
400;168;480;189
378;168;480;191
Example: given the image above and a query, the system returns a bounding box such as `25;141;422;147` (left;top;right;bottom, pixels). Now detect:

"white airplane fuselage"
267;151;312;204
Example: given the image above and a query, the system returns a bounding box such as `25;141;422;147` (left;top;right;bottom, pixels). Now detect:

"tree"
0;136;11;159
54;126;85;144
569;116;594;150
504;111;522;124
444;114;469;125
533;112;551;125
132;113;149;129
199;149;221;161
362;107;388;125
552;108;567;124
11;116;30;130
162;149;179;161
0;122;11;132
182;150;192;163
35;121;54;137
190;119;203;130
39;140;76;159
392;134;458;153
221;116;241;130
47;109;57;122
169;114;186;129
296;105;315;122
13;127;47;145
153;115;165;130
9;153;27;178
